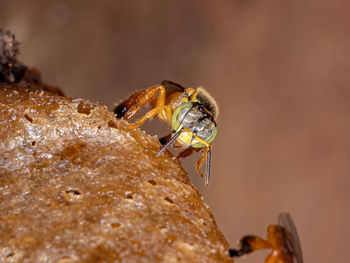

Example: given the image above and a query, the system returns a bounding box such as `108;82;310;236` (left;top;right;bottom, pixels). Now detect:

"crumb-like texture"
0;85;232;262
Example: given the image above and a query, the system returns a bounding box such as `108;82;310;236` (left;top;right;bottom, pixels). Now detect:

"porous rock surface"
0;74;233;262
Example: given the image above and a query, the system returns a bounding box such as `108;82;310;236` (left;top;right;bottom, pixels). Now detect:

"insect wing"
161;80;185;94
277;212;304;263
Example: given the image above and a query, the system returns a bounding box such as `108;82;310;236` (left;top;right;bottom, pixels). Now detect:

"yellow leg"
195;150;207;177
193;136;212;185
229;235;273;258
164;105;172;121
122;85;172;129
231;226;294;263
266;225;294;263
265;252;287;263
243;236;273;251
126;106;171;129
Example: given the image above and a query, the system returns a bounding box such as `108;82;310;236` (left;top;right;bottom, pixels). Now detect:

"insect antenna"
156;129;183;156
205;147;211;186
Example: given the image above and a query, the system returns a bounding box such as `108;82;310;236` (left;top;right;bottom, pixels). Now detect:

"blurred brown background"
2;0;350;262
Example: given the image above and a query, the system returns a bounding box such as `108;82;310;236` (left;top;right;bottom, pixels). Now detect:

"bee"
0;30;26;83
114;80;218;185
229;212;304;263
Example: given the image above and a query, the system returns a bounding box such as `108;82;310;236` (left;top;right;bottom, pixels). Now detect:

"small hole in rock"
111;223;121;228
108;120;118;129
6;253;15;258
148;179;157;185
62;189;82;202
24;114;33;123
97;125;101;129
32;141;36;146
57;257;74;263
66;190;81;195
164;197;174;204
125;194;133;199
77;102;93;115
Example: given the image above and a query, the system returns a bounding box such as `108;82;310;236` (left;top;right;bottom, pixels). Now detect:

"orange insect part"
229;212;303;263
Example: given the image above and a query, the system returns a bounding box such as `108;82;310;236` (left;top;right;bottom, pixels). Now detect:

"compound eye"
171;102;193;131
193;119;218;147
195;118;215;140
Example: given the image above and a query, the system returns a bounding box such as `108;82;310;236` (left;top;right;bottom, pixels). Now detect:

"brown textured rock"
0;78;232;262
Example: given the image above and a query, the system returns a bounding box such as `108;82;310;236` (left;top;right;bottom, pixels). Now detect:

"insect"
114;80;218;185
0;29;26;83
229;212;303;263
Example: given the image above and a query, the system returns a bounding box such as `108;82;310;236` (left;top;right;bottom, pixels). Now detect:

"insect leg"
265;224;296;263
114;90;145;119
229;235;273;258
177;147;195;158
193;136;212;185
118;84;171;129
195;151;205;177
